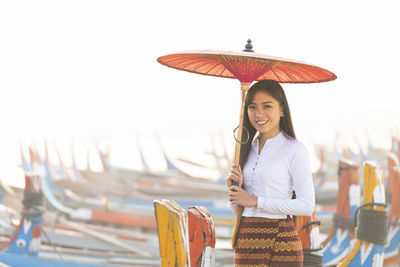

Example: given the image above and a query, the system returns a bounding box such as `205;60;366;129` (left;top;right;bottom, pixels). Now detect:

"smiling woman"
227;80;315;267
240;80;296;166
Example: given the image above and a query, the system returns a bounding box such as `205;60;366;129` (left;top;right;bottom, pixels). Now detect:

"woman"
227;80;315;267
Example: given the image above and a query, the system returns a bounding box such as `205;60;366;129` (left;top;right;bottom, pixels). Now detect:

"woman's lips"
256;120;268;126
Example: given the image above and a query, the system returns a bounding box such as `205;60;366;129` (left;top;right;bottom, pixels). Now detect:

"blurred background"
1;0;399;187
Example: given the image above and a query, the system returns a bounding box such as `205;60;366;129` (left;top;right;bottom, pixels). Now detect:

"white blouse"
230;132;315;219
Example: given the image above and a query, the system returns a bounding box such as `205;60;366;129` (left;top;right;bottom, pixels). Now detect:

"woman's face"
247;91;283;140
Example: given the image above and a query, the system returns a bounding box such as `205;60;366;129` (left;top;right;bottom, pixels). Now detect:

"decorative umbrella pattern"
157;42;336;84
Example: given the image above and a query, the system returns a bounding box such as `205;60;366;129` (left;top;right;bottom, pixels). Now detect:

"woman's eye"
263;105;271;109
248;106;255;110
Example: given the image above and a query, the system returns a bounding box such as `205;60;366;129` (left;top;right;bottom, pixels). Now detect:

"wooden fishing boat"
1;157;162;259
44;142;234;224
321;159;360;265
32;143;162;228
20;145;158;230
0;173;118;267
187;206;216;266
36;147;235;229
296;209;323;266
42;163;158;229
336;161;387;266
154;200;220;267
154;199;189;267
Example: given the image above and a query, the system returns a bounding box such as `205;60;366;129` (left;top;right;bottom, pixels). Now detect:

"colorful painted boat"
154;200;218;267
34;143;234;225
296;209;323;266
21;145;159;230
0;173;113;267
26;139;231;226
188;206;216;267
154;199;189;267
42;159;158;229
321;159;360;265
337;161;387;267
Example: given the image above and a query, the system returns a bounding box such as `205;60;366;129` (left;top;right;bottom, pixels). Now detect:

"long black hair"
239;80;296;169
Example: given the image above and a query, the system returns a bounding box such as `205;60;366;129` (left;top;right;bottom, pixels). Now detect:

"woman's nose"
255;108;264;116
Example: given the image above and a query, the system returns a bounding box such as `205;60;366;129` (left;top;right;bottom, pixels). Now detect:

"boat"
321;159;360;265
336;161;387;266
187;206;216;266
154;199;189;267
0;173;125;266
296;209;323;266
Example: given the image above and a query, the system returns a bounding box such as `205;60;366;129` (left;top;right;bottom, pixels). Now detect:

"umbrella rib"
292;63;333;81
189;60;221;73
283;64;314;81
165;54;213;66
218;55;234;76
298;64;329;80
275;66;296;81
204;62;224;75
163;55;203;65
217;62;229;76
173;58;215;69
275;65;306;81
268;68;281;81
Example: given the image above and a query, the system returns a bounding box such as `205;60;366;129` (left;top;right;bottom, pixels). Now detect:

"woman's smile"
255;120;269;126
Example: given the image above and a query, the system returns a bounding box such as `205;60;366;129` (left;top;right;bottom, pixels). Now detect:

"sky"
1;0;399;187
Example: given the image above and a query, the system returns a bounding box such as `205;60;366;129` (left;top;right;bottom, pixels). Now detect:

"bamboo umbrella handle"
232;82;251;165
231;82;250;248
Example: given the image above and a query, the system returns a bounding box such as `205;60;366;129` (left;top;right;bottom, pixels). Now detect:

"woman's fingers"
228;166;241;204
228;190;239;202
232;164;242;173
230;165;242;180
231;165;243;188
227;172;239;182
229;185;241;192
231;164;240;173
228;190;236;196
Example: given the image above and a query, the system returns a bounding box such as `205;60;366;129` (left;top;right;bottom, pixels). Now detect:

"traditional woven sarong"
234;216;303;267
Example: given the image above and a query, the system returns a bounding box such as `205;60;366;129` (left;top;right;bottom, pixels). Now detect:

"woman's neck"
259;130;281;144
258;131;281;154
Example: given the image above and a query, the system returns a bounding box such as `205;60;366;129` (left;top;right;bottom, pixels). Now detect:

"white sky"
1;0;400;186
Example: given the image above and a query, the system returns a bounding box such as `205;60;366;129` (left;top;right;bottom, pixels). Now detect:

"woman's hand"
228;186;258;208
226;164;243;189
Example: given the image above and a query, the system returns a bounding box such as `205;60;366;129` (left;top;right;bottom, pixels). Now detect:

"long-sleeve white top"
229;131;315;219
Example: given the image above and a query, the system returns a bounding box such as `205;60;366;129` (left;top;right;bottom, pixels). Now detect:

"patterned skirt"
234;216;303;267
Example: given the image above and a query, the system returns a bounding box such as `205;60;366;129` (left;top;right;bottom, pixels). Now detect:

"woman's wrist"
253;196;258;207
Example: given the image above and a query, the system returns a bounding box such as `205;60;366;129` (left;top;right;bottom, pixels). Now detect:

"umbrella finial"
243;39;254;53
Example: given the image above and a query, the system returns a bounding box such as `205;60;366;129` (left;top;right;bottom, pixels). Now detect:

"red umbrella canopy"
157;40;336;84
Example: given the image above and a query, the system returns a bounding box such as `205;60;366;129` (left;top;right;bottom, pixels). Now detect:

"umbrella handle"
231;82;250;248
232;82;251;165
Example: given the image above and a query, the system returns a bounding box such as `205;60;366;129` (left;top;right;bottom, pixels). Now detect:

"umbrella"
157;39;336;166
157;39;337;247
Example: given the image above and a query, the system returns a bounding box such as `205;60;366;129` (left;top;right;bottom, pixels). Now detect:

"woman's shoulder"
281;134;308;154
